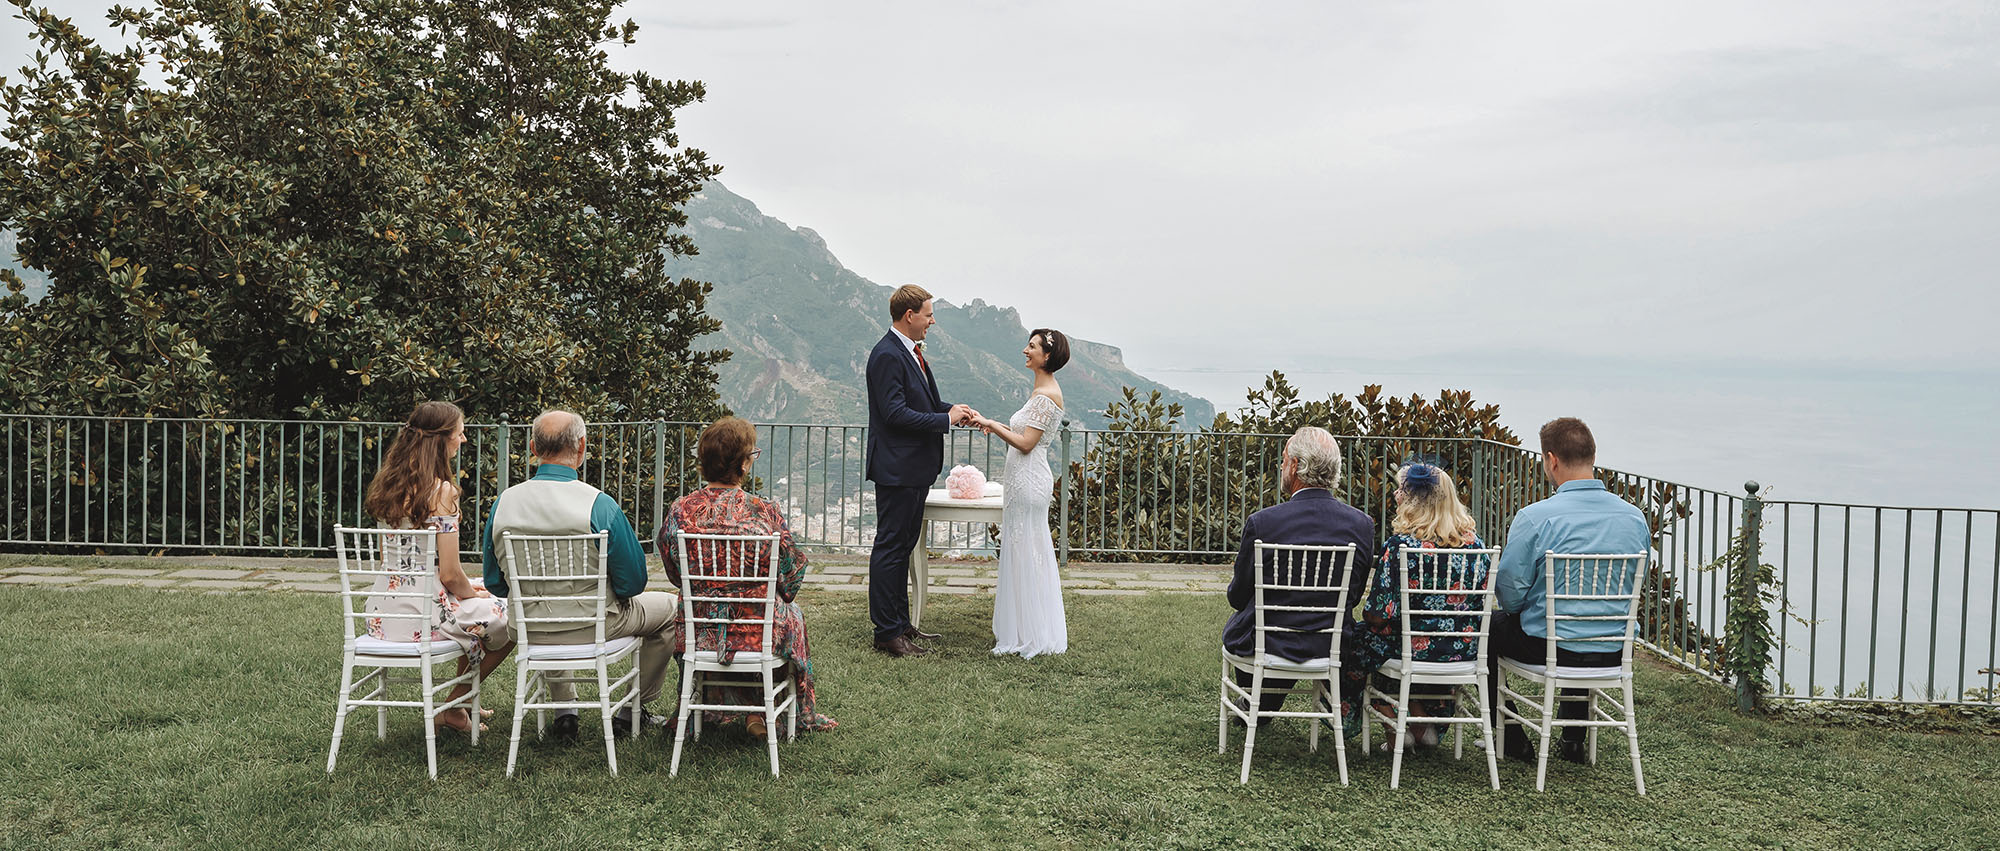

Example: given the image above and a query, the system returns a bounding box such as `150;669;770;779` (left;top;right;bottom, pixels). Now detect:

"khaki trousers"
529;590;680;708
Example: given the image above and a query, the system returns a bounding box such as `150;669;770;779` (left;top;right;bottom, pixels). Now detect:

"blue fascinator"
1401;463;1442;497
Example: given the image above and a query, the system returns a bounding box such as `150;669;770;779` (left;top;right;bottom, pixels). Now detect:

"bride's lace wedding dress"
992;393;1068;658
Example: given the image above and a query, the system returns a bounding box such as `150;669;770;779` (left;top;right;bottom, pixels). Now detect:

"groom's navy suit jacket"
865;331;953;487
1222;488;1377;662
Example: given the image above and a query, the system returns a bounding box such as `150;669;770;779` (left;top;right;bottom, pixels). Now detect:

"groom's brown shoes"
874;635;929;657
904;627;943;642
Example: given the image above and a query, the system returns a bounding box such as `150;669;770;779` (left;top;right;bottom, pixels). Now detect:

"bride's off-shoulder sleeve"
1020;394;1061;432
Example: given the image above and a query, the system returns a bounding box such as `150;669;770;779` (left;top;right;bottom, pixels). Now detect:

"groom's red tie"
914;342;928;374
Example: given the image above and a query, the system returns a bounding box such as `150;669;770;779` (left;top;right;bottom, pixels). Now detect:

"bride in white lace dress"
973;329;1071;658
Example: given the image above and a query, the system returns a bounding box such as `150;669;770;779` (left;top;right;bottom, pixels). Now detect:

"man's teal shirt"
480;463;649;600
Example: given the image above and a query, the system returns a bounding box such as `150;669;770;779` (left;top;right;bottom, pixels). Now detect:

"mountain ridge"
670;182;1212;428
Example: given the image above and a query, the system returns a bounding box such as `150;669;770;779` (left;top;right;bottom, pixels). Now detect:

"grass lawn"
3;585;1996;850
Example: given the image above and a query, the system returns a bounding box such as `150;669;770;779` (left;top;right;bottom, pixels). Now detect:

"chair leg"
1217;663;1230;756
1324;680;1349;787
1389;677;1411;790
507;664;532;778
1307;681;1320;754
374;667;390;741
1472;678;1499;790
421;660;440;781
764;667;781;778
1587;690;1601;765
1238;668;1264;784
1622;682;1646;796
327;658;356;774
670;661;697;778
1535;680;1557;792
600;663;619;778
469;664;483;749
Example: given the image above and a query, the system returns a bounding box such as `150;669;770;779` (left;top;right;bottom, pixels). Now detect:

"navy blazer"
1222;488;1377;662
865;330;954;487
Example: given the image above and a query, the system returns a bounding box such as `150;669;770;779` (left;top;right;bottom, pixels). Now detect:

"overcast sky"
6;1;1996;376
628;0;1999;375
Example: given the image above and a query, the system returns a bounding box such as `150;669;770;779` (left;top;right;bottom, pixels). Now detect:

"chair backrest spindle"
1392;546;1500;665
672;532;783;658
334;524;443;654
1542;551;1649;670
499;532;613;654
1250;541;1359;659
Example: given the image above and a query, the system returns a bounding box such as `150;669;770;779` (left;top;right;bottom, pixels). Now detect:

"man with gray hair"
482;410;679;742
1222;426;1376;718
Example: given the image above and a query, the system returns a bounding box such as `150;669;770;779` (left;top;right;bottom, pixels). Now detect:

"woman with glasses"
658;417;837;734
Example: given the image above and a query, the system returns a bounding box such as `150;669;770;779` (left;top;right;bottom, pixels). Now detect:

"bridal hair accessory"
1400;463;1442;497
946;465;988;499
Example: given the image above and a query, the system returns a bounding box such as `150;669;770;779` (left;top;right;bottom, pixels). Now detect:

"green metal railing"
2;412;1994;707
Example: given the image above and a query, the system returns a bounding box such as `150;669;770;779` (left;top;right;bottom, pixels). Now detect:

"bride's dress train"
992;393;1067;658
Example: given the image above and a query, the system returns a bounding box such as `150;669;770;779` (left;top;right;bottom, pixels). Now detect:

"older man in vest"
482;410;678;742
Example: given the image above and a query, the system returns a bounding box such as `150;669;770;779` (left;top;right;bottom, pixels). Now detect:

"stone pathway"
0;553;1232;596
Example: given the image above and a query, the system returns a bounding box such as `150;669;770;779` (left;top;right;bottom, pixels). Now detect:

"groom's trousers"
869;483;927;642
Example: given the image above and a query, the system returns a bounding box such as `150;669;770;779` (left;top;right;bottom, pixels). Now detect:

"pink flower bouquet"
945;464;987;499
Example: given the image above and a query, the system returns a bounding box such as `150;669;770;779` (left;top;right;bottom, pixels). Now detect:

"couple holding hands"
864;285;1069;660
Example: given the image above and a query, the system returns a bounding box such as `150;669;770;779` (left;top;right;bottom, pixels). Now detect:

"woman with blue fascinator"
1337;462;1493;748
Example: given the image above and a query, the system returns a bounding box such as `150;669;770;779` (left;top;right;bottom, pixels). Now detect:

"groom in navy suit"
866;284;977;657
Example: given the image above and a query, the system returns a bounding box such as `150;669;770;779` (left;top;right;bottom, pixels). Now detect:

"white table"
909;486;1005;628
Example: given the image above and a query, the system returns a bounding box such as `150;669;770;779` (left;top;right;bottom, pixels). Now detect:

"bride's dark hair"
1030;328;1070;372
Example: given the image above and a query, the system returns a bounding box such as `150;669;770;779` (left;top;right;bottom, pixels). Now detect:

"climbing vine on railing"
1703;522;1794;711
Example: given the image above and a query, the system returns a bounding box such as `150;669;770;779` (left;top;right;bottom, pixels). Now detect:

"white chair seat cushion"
350;636;465;657
687;650;775;665
1377;658;1481;677
523;636;641;661
1500;657;1628;681
1224;652;1334;674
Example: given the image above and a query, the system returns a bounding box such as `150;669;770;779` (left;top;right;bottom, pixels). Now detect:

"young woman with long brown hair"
363;400;512;734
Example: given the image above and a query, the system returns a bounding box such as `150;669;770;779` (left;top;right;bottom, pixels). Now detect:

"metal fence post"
653;419;666;539
1058;421;1071;566
1737;480;1764;713
496;414;511;492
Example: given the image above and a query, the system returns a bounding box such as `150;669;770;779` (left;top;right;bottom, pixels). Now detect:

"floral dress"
659;486;836;731
1337;533;1492;733
364;514;510;663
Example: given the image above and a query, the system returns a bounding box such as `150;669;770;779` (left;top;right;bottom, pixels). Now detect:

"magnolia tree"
0;0;728;422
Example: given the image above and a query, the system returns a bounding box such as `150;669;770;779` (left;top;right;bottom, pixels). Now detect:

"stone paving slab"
1;574;85;585
1112;579;1223;590
271;582;343;593
180;579;271;590
83;567;165;577
166;568;257;580
263;572;338;583
0;566;77;575
90;577;178;588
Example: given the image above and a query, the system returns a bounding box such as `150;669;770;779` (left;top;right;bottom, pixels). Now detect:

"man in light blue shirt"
1488;417;1650;763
